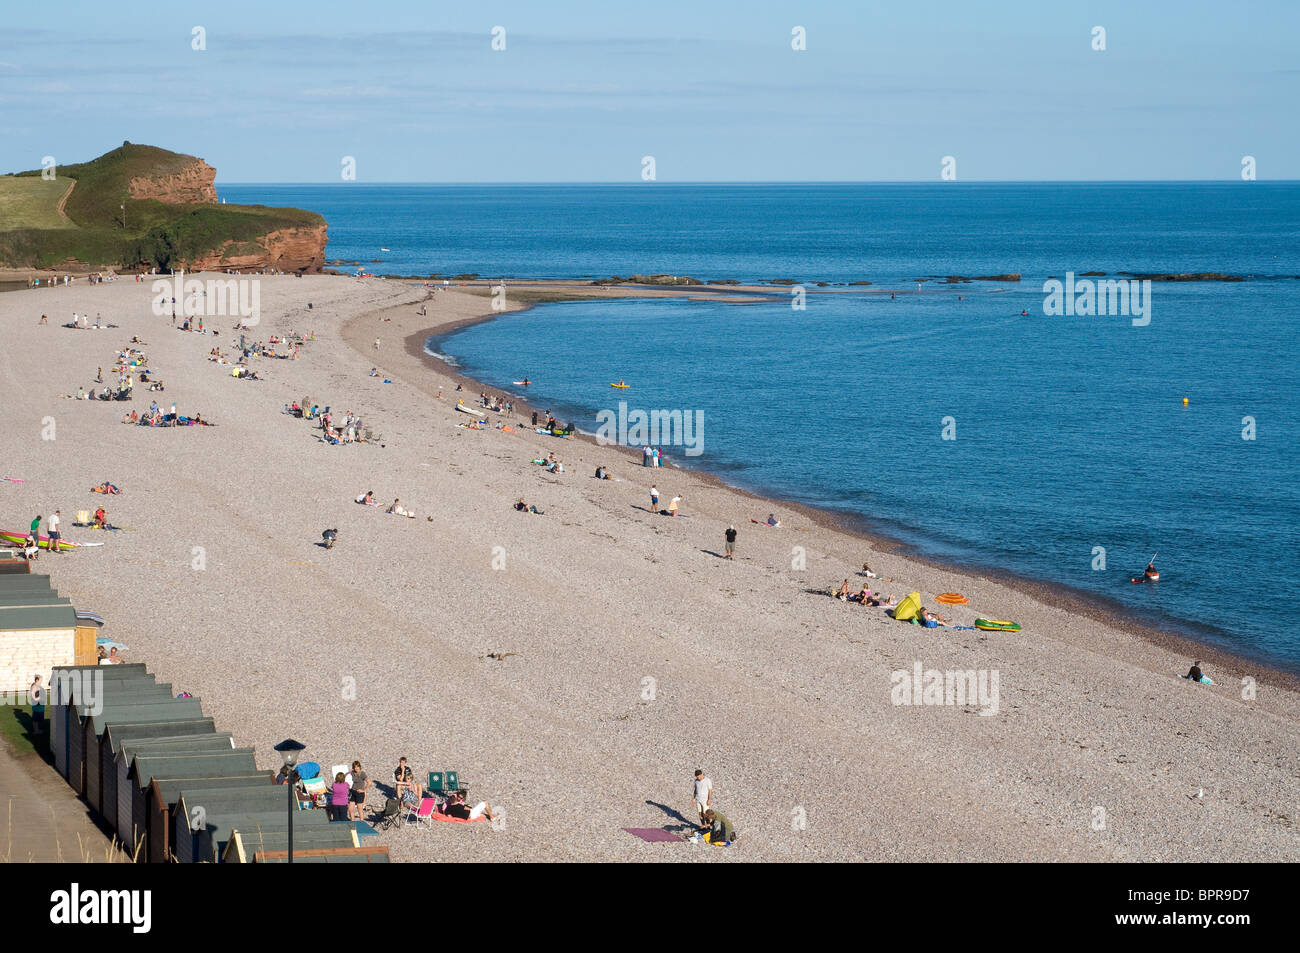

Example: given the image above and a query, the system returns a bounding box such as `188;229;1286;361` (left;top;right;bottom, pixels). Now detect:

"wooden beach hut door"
53;700;68;778
85;727;103;814
116;753;135;851
102;746;118;844
68;710;84;794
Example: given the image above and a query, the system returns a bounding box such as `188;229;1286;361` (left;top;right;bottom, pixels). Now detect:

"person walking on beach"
650;485;660;513
47;510;62;554
30;514;41;544
692;769;713;826
725;525;737;559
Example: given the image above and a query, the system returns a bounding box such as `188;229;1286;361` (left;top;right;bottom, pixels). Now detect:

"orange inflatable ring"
935;592;969;605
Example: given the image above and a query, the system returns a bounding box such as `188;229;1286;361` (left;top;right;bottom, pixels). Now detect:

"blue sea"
225;183;1300;671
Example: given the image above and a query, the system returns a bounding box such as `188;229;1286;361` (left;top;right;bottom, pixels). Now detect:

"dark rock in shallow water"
1119;272;1244;282
593;274;702;286
940;273;1021;283
848;280;872;285
1080;271;1106;276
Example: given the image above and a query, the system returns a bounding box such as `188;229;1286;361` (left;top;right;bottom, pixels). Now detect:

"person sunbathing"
93;507;107;529
765;513;782;527
836;579;852;601
438;791;496;823
355;490;376;505
919;608;949;627
515;498;543;514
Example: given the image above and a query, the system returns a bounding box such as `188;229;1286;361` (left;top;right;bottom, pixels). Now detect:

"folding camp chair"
444;771;461;793
371;797;402;832
409;796;436;828
427;772;444;795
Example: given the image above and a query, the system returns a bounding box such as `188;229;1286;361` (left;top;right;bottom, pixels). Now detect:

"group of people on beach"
291;397;371;445
277;755;497;826
691;768;736;844
833;578;899;609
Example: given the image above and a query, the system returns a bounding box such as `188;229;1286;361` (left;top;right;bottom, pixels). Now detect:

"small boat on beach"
974;618;1021;632
0;530;103;551
455;403;487;418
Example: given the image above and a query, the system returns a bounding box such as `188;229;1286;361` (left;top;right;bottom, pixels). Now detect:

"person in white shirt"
692;769;713;826
47;510;62;555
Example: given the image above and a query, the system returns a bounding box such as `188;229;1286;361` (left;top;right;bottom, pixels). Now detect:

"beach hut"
100;719;217;839
0;573;98;694
0;554;31;575
125;750;259;860
143;775;271;863
250;845;391;863
222;826;366;863
51;665;155;785
70;695;199;798
98;730;230;823
50;663;150;777
80;689;186;809
174;787;338;863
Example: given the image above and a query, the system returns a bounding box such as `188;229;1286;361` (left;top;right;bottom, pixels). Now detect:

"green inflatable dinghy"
974;618;1022;632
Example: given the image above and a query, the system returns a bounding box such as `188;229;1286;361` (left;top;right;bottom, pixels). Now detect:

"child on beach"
650;485;659;512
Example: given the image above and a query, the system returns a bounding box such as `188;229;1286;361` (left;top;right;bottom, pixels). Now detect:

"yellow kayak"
610;382;630;389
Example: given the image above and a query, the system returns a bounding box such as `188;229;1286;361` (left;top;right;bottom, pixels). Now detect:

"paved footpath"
1;738;123;863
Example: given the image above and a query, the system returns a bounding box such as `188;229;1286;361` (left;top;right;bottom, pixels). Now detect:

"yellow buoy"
1182;397;1189;405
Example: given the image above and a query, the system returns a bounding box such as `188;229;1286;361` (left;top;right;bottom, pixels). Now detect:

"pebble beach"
3;273;1297;862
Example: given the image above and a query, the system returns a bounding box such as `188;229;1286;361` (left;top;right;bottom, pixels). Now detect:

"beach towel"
622;827;683;843
432;811;487;824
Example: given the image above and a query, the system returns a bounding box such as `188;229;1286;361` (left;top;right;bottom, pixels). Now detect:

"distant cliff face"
187;223;329;273
128;158;218;204
1;144;329;273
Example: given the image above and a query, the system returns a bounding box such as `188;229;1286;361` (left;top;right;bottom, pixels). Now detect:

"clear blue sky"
1;0;1295;182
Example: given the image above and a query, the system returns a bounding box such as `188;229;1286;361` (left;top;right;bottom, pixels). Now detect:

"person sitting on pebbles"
387;498;415;518
514;498;543;515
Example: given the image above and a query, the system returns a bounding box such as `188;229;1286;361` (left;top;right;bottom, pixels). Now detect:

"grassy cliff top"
0;142;324;270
